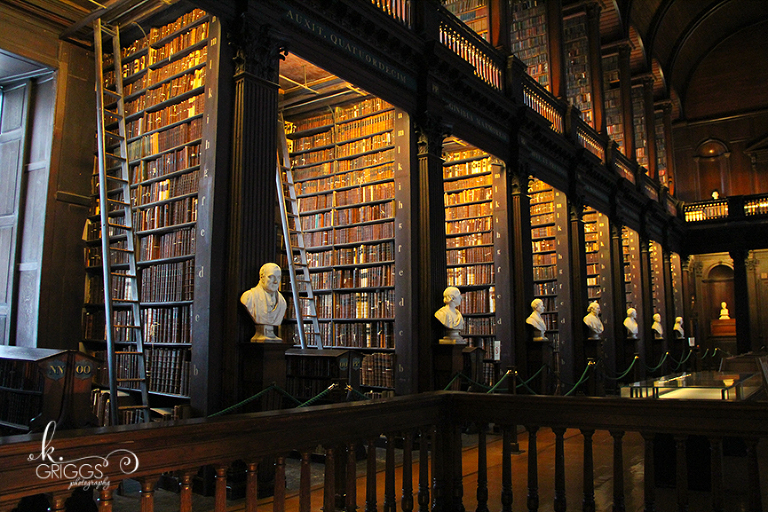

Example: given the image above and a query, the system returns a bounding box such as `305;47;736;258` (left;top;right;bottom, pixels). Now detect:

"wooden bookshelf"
359;352;396;399
285;349;355;403
529;178;570;349
603;54;624;150
443;139;499;356
632;84;648;168
510;0;549;89
443;0;489;41
655;112;668;187
650;240;665;328
564;13;593;127
82;8;218;423
622;226;642;314
281;96;406;361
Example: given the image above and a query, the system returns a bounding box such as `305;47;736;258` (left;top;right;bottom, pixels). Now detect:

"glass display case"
621;371;763;400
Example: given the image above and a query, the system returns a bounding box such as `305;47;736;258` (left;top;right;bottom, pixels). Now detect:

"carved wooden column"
567;190;590;379
545;0;567;100
617;43;634;159
729;248;751;354
415;116;449;391
225;19;287;411
662;247;677;362
585;2;605;135
609;214;629;380
659;102;676;193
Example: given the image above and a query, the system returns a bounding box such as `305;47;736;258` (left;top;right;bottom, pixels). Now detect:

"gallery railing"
521;73;565;134
370;0;412;27
684;198;730;222
436;7;504;90
571;114;605;163
1;391;765;512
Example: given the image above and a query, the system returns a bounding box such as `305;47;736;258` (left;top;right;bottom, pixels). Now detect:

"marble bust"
526;298;548;341
719;302;730;320
623;308;638;339
673;316;684;339
435;286;465;343
651;313;663;339
240;262;287;342
583;301;604;340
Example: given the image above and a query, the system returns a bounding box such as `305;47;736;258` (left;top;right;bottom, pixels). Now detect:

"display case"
621;371;763;400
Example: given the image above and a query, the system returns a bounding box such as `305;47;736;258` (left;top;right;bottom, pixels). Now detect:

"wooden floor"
109;426;766;512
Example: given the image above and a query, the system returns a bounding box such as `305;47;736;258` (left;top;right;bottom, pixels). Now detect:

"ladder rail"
276;117;323;349
94;19;151;424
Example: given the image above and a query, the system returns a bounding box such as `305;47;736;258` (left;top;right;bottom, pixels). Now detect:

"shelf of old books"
529;177;570;349
443;0;490;41
442;138;500;357
282;94;406;355
83;8;217;421
650;240;665;327
602;53;624;152
510;0;549;89
622;226;642;315
564;12;593;127
583;207;604;302
632;84;648;169
655;112;668;187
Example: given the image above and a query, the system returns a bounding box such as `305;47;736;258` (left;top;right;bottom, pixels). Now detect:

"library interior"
1;0;768;511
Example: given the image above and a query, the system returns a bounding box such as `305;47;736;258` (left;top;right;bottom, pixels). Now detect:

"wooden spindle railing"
1;392;766;512
521;74;565;134
370;0;411;27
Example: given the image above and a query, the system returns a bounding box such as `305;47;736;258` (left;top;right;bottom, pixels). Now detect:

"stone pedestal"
526;339;554;395
583;337;605;396
250;324;282;342
439;328;464;345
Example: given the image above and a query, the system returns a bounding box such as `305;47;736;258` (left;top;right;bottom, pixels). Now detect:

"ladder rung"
104;129;123;139
106;152;126;161
104;175;129;183
103;89;121;99
109;247;134;253
113;324;140;329
103;110;120;119
107;199;131;207
115;351;142;355
118;404;150;410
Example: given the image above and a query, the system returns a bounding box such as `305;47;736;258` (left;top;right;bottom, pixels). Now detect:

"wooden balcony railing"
521;74;564;134
370;0;412;27
684;199;730;222
613;150;637;184
1;391;765;512
573;116;605;163
437;8;504;91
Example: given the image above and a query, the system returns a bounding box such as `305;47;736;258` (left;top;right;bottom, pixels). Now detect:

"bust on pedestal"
624;308;638;339
240;263;287;342
435;286;465;344
719;302;730;319
583;301;604;340
652;313;663;340
673;316;685;340
526;298;548;341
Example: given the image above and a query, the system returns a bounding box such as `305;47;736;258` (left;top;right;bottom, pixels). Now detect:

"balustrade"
437;11;504;90
1;392;765;512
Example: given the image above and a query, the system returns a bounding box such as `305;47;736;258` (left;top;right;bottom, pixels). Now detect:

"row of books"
287;294;333;318
443;147;487;163
333;201;394;226
445;202;493;220
586;263;601;275
464;316;495;335
295;161;394;193
146;347;191;396
530;189;554;204
335;322;394;349
336;132;392;158
139;260;195;302
1;391;43;427
147;48;207;90
447;263;494;286
443;157;497;180
285;112;332;134
360;352;395;388
332;265;395;289
83;275;105;305
444;187;492;205
531;212;555;226
0;359;43;390
286;355;345;378
446;246;493;265
284;322;333;347
91;349;142;390
148;23;209;67
534;281;558;295
134;196;198;231
333;221;395;244
533;265;557;280
109;272;135;302
143;94;205;134
539;312;560;331
145;68;205;109
142;305;193;344
446;216;493;234
132;143;201;183
336;111;395;143
446;231;492;248
91;389;146;426
334;181;394;206
530;201;555;216
444;173;492;191
138;227;196;261
147;9;208;47
531;225;556;239
335;97;392;122
531;238;557;253
129;117;203;160
84;241;126;268
460;287;496;314
291;148;334;168
133;170;199;206
335;290;395;319
291;129;332;152
533;252;557;265
313;241;394;267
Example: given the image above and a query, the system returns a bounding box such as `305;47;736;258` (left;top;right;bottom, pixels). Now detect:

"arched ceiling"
595;0;768;121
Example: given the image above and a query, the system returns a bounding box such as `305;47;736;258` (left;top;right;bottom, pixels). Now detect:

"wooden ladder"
93;18;151;424
276;116;324;349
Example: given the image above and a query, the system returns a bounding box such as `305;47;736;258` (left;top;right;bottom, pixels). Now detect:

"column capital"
231;19;286;82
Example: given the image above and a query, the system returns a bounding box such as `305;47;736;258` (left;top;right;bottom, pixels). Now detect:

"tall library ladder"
277;117;323;350
93;18;151;425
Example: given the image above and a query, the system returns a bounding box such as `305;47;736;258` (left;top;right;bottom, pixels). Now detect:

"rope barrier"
669;349;693;370
603;355;639;381
644;352;669;373
298;383;339;407
346;385;372;401
443;372;493;391
563;361;594;397
208;383;301;418
487;369;513;393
